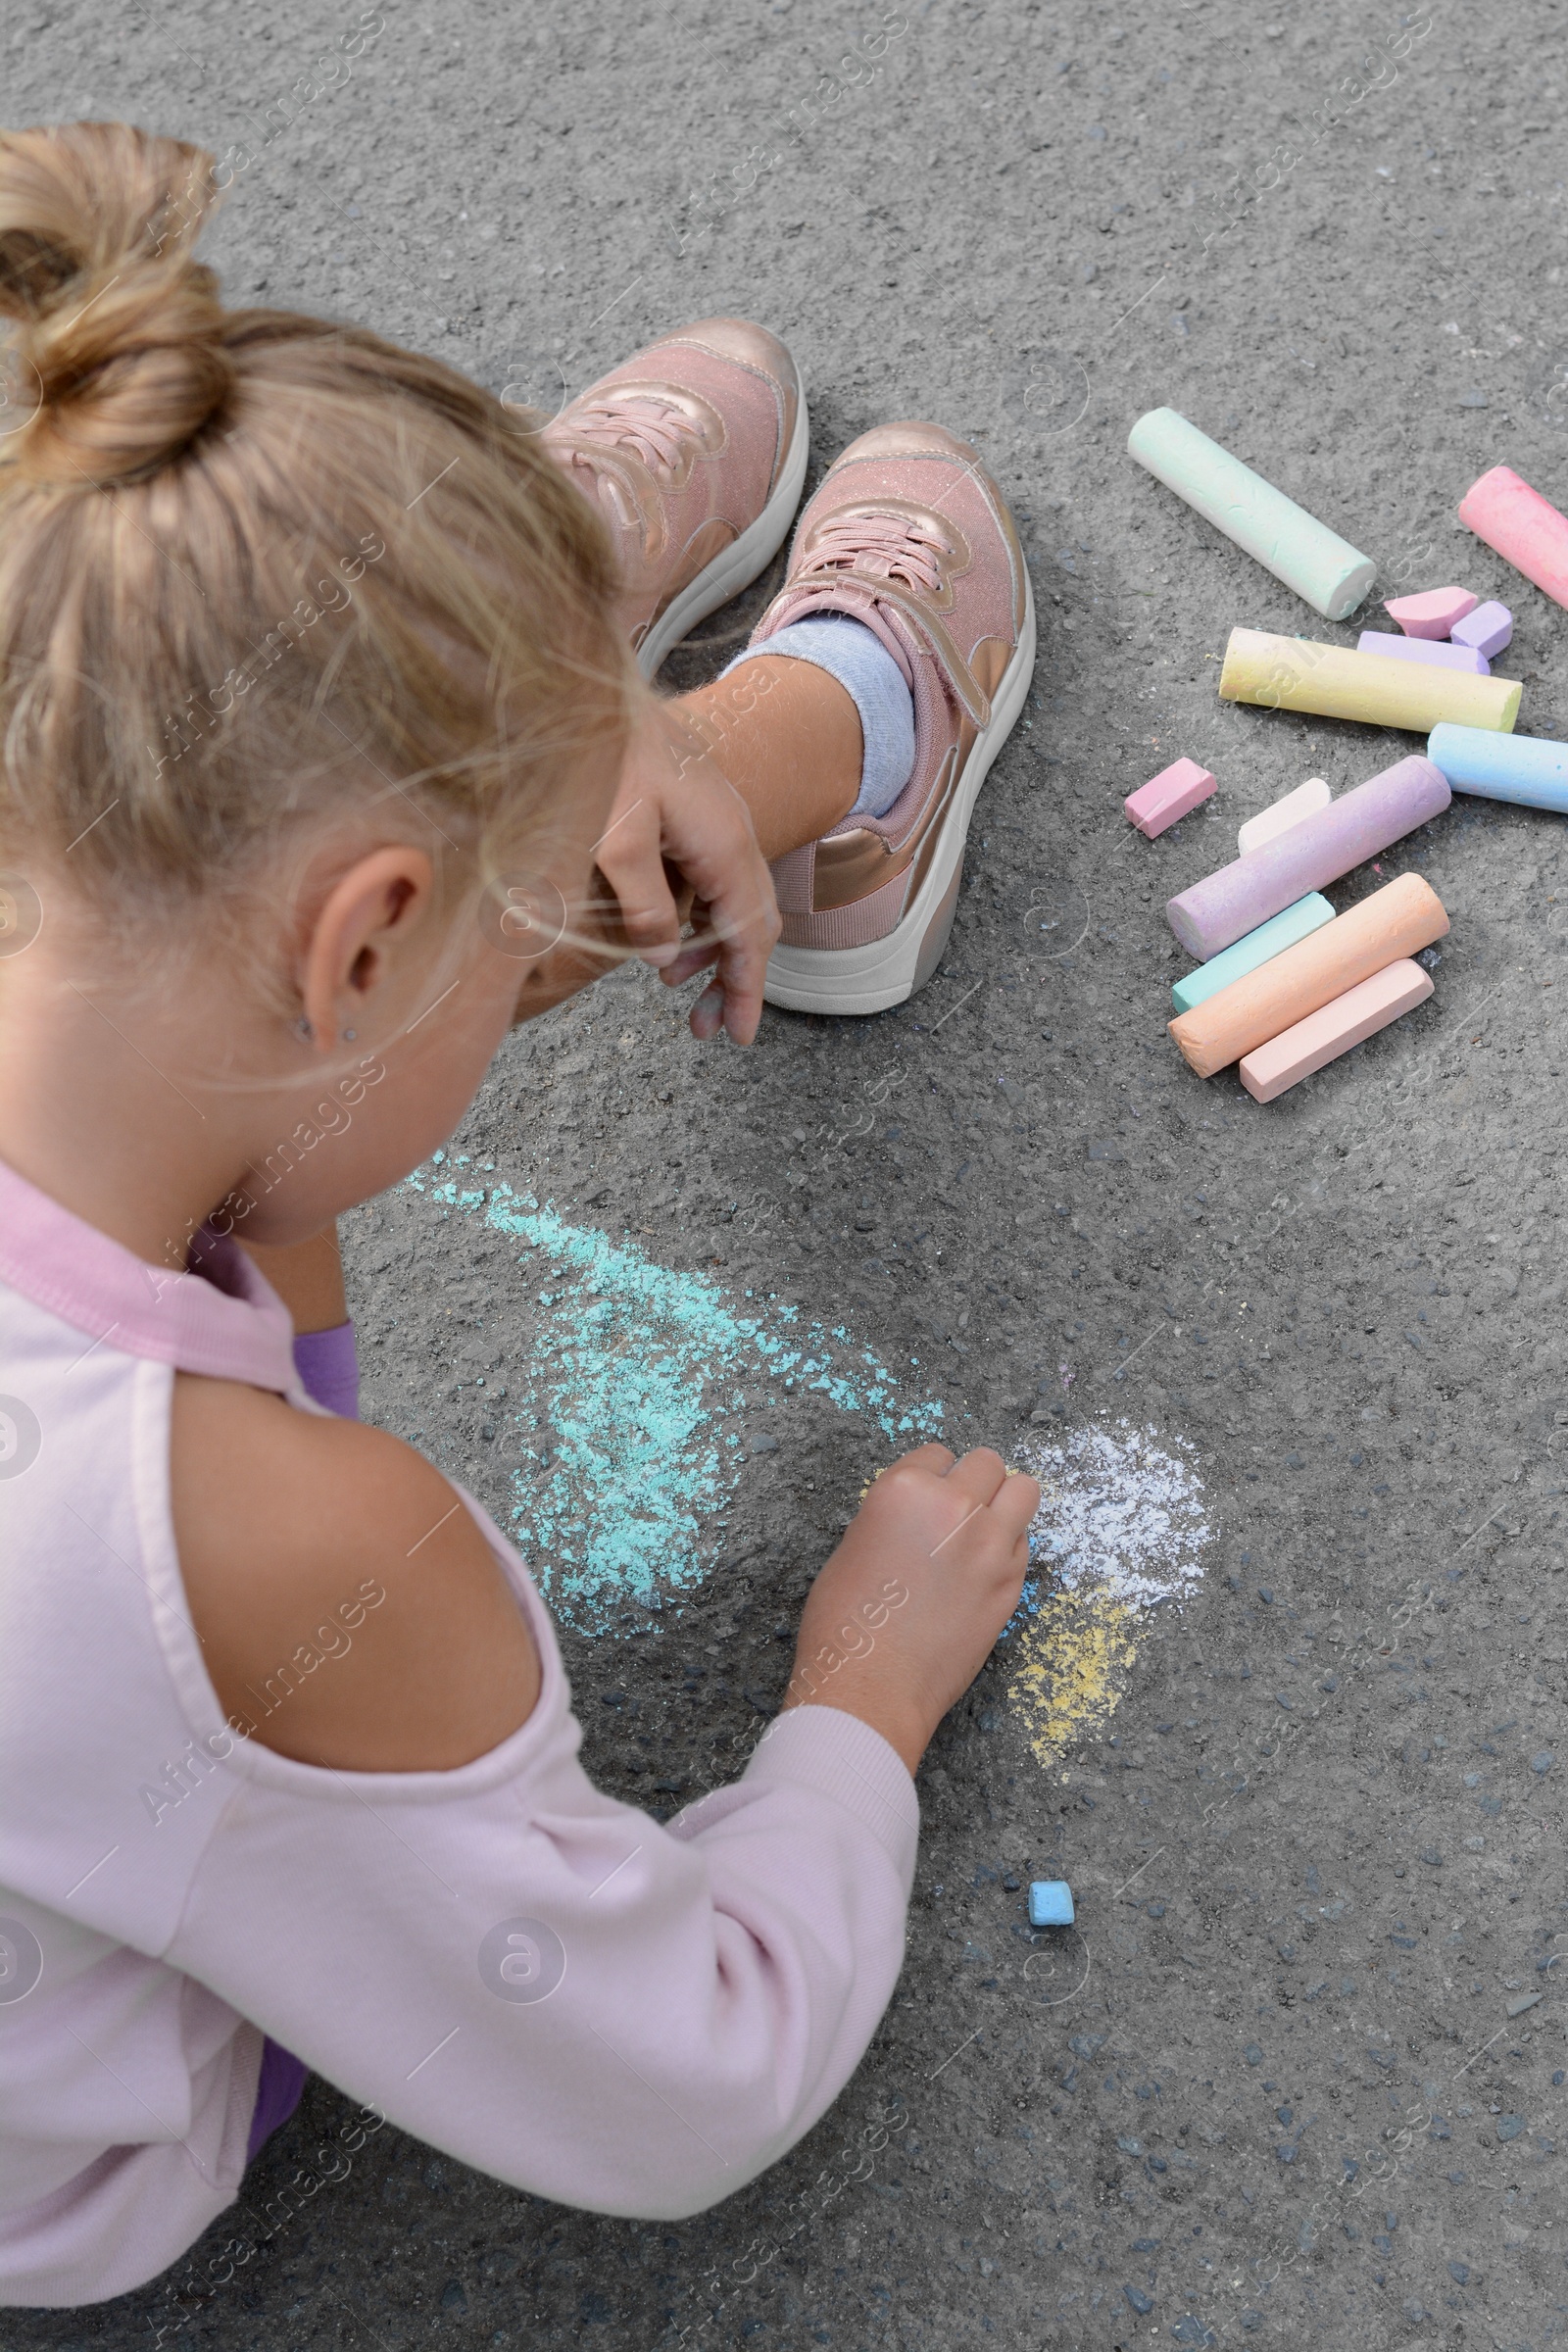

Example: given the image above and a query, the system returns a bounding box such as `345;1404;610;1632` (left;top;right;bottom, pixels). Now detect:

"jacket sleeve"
167;1683;918;2219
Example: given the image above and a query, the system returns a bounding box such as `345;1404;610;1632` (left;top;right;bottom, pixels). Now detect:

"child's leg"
673;656;863;861
681;601;921;860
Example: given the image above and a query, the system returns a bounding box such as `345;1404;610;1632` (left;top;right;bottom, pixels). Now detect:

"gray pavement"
9;2;1568;2346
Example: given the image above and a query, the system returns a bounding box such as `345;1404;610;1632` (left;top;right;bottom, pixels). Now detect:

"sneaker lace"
563;391;699;478
797;509;948;597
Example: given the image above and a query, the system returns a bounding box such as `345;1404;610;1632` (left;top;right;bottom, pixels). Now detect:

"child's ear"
298;845;435;1048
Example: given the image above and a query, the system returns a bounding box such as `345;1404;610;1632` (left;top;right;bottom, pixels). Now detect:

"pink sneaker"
541;318;808;678
749;422;1036;1015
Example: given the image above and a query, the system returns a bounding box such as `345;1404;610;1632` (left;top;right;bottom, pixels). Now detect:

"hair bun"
0;121;231;486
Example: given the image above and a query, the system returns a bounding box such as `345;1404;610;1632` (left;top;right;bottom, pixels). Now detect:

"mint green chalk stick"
1129;408;1377;621
1171;892;1337;1014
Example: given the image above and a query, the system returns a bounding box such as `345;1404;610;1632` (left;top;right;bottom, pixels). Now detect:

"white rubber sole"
762;572;1038;1016
636;370;811;679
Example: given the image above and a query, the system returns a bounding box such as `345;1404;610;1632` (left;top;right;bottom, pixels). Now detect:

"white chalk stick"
1239;959;1433;1103
1236;777;1332;857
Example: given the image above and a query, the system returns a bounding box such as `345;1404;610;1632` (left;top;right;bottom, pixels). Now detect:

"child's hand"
778;1446;1039;1774
593;694;780;1045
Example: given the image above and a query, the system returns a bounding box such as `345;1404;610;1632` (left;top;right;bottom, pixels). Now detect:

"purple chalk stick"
1449;599;1513;659
1356;629;1490;675
1165;755;1450;960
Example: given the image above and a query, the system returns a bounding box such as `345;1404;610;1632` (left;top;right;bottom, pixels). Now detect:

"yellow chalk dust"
1006;1589;1141;1769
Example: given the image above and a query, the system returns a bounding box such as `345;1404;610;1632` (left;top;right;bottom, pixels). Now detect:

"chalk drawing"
407;1161;944;1633
1004;1421;1210;1764
404;1164;1211;1763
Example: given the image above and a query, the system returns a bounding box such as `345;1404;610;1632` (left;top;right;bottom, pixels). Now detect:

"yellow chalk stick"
1219;627;1520;734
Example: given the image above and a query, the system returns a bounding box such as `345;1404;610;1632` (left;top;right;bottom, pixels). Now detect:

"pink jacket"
0;1157;917;2306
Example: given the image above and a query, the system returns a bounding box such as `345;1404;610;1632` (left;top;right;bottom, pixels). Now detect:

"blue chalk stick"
1028;1880;1075;1928
1427;723;1568;813
1356;629;1490;675
1171;892;1337;1013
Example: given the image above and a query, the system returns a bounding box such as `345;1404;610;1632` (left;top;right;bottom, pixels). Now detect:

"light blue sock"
722;614;915;819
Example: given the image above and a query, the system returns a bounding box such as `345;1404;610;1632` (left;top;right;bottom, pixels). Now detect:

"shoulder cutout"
170;1376;541;1771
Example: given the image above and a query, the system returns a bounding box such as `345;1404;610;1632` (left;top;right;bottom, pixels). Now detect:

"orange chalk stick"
1167;871;1447;1079
1239;960;1433;1102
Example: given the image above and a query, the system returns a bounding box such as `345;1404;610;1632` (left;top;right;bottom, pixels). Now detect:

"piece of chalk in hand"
1028;1880;1075;1928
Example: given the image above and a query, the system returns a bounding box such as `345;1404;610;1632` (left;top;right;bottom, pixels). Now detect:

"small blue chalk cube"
1028;1879;1074;1927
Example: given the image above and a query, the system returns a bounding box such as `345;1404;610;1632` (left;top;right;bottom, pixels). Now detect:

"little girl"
0;122;1039;2307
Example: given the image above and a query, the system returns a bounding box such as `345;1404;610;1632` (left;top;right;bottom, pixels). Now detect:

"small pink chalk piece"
1125;757;1216;839
1238;957;1433;1103
1383;585;1480;640
1449;599;1513;659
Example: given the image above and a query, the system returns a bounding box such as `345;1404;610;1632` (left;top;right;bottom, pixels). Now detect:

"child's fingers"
658;922;720;989
688;977;725;1040
658;900;771;1047
708;903;775;1046
988;1469;1042;1545
650;913;757;1046
654;907;753;1043
640;771;779;1045
592;796;684;968
937;1446;1011;1511
886;1443;957;1479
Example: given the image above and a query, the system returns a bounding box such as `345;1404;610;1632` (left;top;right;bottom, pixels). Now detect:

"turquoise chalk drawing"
406;1168;944;1634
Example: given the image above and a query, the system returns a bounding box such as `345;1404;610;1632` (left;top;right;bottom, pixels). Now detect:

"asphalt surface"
9;2;1568;2347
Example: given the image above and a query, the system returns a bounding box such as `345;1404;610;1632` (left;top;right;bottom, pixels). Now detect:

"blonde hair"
0;120;630;973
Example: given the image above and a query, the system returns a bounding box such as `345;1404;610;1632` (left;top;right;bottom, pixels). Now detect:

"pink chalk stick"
1383;586;1479;639
1125;757;1216;839
1459;466;1568;610
1355;630;1490;675
1449;599;1514;658
1238;958;1433;1103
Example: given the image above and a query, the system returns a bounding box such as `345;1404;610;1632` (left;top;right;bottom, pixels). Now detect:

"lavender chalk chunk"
1449;600;1514;659
1165;755;1450;960
1356;629;1490;676
1427;722;1568;814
